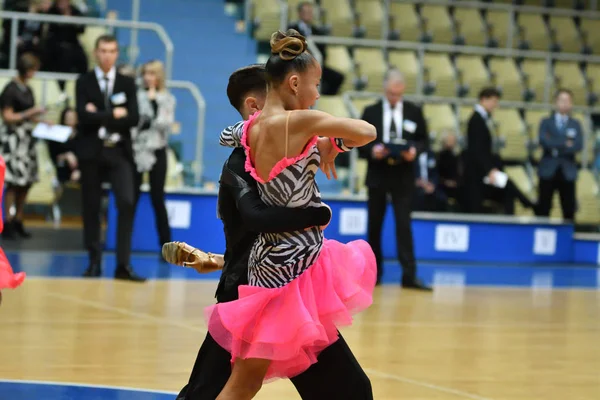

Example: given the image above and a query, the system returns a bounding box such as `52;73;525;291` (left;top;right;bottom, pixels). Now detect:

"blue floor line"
4;250;599;289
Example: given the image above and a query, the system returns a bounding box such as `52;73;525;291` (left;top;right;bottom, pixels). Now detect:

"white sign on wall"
533;228;557;255
166;200;192;229
339;208;368;235
434;224;470;252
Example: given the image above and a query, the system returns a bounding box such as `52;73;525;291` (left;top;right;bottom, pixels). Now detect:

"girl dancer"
0;154;26;304
206;29;377;399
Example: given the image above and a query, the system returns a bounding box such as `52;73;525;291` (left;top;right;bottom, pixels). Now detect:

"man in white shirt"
359;69;431;290
75;34;145;282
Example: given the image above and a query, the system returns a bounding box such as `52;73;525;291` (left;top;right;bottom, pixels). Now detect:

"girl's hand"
316;137;338;180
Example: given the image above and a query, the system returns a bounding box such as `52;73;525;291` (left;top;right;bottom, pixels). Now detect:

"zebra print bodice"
220;114;324;288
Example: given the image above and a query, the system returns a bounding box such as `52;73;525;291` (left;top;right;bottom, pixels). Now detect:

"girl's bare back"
248;111;312;182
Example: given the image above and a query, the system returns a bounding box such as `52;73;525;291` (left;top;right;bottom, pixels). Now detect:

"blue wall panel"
107;192;586;265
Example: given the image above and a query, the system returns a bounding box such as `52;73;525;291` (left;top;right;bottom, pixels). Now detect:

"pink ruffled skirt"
204;238;377;381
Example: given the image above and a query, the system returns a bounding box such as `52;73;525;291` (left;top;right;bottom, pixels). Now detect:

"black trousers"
367;185;417;283
79;146;135;266
464;177;534;215
134;148;171;246
176;331;373;400
536;169;576;220
413;188;448;212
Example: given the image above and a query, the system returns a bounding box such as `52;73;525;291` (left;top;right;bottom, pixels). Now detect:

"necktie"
389;117;399;142
559;116;566;131
102;75;110;109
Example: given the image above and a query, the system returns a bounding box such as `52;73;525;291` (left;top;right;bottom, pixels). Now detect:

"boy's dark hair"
95;34;118;49
227;64;267;112
478;87;501;100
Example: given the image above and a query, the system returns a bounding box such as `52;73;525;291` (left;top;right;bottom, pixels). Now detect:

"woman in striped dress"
205;30;377;399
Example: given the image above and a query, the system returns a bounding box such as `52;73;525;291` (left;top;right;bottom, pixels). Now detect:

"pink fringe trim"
241;111;319;184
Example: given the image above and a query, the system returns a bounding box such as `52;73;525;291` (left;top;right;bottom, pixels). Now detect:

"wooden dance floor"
1;279;599;399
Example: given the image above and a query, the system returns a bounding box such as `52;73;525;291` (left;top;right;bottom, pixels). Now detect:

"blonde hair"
141;60;167;91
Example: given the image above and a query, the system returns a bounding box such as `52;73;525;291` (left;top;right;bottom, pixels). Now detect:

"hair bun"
270;29;307;61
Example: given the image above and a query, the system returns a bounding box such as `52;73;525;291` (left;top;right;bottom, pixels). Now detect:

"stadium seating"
488;57;523;101
420;4;454;44
354;0;384;39
485;10;513;48
389;2;422;42
517;13;551;51
453;7;486;47
505;165;536;216
8;0;596;223
315;95;351;118
422;53;456;97
422;103;458;139
354;47;387;92
455;55;490;98
492;108;528;162
320;0;354;37
551;62;588;107
548;16;581;54
387;51;419;95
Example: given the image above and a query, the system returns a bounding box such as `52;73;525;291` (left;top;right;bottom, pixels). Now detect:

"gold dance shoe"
161;241;222;273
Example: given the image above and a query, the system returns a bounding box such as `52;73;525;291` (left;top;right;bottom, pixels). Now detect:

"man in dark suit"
463;87;501;213
288;1;344;95
359;68;430;290
535;89;583;220
413;149;448;212
463;87;535;214
75;34;144;281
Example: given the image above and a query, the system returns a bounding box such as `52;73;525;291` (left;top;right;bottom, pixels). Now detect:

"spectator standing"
132;60;174;251
359;68;431;290
535;89;583;220
75;34;144;282
463;88;535;214
0;53;45;240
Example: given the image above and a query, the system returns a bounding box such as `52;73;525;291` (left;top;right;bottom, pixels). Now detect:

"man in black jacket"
463;87;535;214
75;34;144;281
176;65;373;400
359;68;430;290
